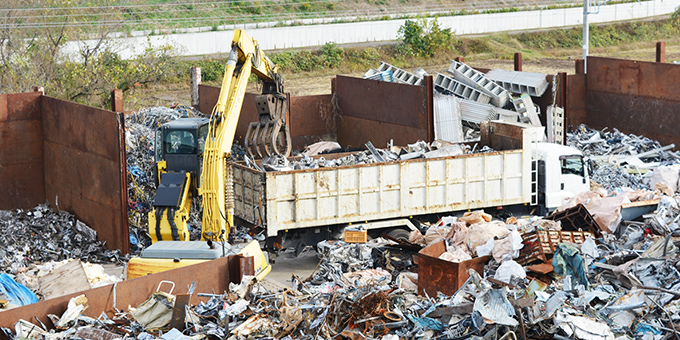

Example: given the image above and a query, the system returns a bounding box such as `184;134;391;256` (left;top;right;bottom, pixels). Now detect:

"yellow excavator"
126;30;291;280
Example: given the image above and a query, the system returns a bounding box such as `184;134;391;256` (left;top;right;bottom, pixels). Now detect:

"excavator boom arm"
200;30;289;241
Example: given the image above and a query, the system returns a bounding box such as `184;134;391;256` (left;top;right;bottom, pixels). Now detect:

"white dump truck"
232;121;590;250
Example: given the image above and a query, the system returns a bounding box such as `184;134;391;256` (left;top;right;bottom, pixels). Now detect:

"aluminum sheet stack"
365;61;552;139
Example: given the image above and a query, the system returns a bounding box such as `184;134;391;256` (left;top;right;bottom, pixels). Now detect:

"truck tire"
387;228;411;242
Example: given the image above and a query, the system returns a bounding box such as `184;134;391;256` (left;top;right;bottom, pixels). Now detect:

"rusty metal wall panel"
480;120;525;150
586;91;680;147
198;85;269;146
418;241;489;296
566;74;586;129
199;84;335;150
198;83;219;115
42;96;129;253
583;57;680;147
0;92;41;121
42;98;119;161
338;115;428;149
0;93;44;209
0;256;238;336
587;57;680;101
336;75;427;129
290;94;334;149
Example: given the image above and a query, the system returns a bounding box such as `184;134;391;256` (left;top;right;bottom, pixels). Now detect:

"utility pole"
582;0;589;73
582;0;600;74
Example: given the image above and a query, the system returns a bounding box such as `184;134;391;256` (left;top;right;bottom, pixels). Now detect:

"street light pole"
583;0;589;74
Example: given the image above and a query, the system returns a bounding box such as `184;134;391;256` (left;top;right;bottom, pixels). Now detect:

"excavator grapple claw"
246;92;292;158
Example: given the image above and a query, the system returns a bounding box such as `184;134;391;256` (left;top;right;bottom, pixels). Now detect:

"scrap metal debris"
0;204;122;274
255;139;493;172
6;183;680;339
568;124;680;192
0;204;123;309
365;60;550;136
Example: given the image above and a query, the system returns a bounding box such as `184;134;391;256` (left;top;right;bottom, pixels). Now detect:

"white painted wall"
62;0;680;59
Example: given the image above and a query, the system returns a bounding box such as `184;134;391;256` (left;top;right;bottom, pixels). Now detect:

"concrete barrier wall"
0;92;44;209
581;56;680;147
64;0;680;59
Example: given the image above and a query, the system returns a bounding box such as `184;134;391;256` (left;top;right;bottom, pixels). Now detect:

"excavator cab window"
166;130;196;154
155;130;163;162
197;124;208;154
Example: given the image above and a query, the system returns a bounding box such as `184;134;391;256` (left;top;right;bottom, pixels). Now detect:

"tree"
0;0;178;108
397;18;457;58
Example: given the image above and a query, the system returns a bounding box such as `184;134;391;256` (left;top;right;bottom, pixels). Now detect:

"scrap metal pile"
0;205;123;308
568;124;680;193
364;61;553;142
259;140;494;172
0;205;122;274
9;193;680;339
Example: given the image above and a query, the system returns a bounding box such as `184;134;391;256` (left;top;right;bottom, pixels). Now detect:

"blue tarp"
0;273;38;306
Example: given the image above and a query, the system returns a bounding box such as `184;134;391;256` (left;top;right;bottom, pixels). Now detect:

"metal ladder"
530;141;538;206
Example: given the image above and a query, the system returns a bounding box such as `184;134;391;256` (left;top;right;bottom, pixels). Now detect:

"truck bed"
233;121;533;237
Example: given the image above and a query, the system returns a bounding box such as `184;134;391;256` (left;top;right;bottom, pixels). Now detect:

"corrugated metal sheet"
363;69;394;82
486;69;549;97
459;99;501;125
433;93;463;142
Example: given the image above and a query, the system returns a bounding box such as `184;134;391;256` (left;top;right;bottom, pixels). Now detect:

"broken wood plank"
39;260;90;300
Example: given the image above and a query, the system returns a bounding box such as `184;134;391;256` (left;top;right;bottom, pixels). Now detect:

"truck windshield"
560;155;584;177
165;130;196;154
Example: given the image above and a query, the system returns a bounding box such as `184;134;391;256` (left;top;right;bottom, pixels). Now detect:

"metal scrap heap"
0;205;122;275
8;191;680;339
568;124;680;193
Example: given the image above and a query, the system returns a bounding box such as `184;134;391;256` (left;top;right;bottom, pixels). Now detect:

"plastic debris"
0;274;38;308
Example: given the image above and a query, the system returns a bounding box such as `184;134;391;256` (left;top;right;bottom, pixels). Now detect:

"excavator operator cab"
155;117;210;193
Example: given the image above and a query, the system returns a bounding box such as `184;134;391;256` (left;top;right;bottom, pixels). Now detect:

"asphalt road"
267;248;321;287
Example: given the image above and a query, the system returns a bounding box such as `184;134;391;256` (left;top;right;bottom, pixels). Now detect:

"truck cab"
534;142;590;212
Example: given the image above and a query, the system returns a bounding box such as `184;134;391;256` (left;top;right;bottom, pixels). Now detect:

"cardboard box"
344;229;367;243
417;240;489;297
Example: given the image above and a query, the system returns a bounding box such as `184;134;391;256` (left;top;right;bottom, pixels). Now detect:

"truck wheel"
387;228;411;242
